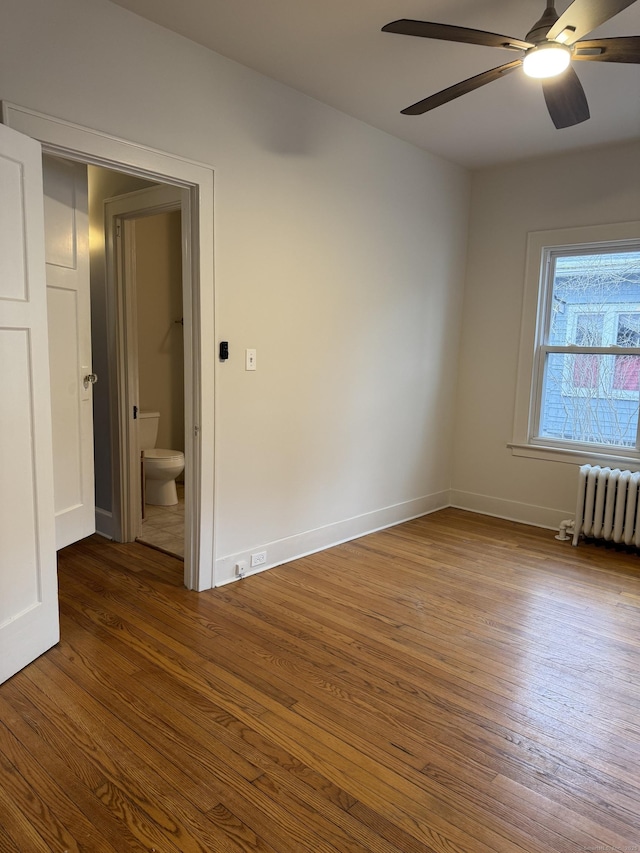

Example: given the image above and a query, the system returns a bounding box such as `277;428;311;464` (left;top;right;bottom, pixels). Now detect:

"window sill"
508;442;640;469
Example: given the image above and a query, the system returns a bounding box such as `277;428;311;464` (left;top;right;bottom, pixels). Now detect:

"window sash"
539;345;640;355
533;345;640;450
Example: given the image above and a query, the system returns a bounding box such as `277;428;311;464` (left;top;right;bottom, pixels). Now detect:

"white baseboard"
215;490;450;586
95;507;114;539
450;489;571;531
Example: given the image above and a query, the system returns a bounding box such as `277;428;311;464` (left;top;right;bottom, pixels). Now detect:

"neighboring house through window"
512;222;640;465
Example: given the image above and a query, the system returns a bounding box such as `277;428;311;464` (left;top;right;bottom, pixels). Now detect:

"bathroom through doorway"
98;180;189;561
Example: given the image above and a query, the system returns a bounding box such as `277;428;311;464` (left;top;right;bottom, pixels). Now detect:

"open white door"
43;156;95;550
0;124;59;684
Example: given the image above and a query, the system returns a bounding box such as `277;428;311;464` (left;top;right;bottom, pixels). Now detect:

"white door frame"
1;102;216;591
104;185;187;549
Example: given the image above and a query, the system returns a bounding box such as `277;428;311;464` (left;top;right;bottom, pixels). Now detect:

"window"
512;223;640;464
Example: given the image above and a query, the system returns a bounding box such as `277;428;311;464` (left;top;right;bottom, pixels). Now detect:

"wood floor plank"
2;509;640;851
135;668;427;853
51;621;265;788
0;713;123;853
244;544;636;740
0;823;21;853
219;568;635;796
0;785;55;853
229;572;640;782
25;657;263;853
8;664;232;853
0;691;150;852
204;802;281;853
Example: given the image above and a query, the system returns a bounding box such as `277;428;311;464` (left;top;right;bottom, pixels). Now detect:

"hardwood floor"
2;508;640;852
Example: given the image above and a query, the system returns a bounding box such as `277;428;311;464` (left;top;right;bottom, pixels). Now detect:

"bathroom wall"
134;210;185;454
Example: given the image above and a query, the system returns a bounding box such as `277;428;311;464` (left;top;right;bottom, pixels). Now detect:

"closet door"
43;155;95;549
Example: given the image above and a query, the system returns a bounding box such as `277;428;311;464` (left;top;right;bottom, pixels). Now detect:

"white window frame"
511;221;640;467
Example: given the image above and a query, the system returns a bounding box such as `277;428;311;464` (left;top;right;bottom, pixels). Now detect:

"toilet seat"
143;448;184;463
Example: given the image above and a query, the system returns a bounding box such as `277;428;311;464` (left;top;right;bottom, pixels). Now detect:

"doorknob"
83;372;98;389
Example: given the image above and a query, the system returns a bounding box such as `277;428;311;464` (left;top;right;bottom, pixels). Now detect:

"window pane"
575;313;604;346
548;251;640;346
617;313;640;347
540;352;640;446
572;314;603;388
572;353;599;389
614;354;640;392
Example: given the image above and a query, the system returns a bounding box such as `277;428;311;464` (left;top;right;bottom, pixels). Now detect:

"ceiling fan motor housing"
525;2;560;43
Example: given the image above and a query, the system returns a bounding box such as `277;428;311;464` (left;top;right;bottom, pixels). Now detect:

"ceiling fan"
382;0;640;128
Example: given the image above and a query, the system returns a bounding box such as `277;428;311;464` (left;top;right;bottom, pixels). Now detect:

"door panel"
48;286;83;513
0;156;28;300
0;331;42;619
0;123;59;684
43;155;95;549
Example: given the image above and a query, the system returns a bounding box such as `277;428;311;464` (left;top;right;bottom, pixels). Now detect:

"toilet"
138;411;185;506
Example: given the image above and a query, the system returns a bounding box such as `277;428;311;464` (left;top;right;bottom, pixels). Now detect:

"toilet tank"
138;411;160;450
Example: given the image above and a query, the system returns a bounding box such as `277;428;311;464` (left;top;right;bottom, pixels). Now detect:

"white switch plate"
245;348;257;371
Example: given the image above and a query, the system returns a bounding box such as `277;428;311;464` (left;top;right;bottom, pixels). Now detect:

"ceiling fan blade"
400;60;522;115
572;35;640;61
547;0;638;45
382;19;532;51
542;66;590;128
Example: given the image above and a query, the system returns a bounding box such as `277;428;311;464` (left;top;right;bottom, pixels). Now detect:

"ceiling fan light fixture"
523;43;571;78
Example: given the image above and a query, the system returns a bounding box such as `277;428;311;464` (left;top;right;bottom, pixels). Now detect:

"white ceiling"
109;0;640;169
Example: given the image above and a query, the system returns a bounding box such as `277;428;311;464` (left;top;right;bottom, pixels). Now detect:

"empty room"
1;0;639;850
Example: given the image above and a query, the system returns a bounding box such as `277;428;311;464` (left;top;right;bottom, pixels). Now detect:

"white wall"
1;0;470;584
452;140;640;529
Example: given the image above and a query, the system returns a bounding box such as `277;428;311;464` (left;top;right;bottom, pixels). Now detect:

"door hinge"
194;424;200;436
133;405;138;420
116;223;122;238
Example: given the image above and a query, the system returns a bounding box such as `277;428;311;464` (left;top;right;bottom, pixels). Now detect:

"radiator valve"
555;519;575;541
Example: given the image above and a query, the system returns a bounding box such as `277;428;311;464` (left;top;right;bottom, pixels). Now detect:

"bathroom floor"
137;483;184;559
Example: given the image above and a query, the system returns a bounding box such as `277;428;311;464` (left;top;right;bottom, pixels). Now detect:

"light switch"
245;348;257;371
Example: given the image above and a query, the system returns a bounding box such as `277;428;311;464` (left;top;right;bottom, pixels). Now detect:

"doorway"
2;101;216;591
99;179;186;559
51;161;189;567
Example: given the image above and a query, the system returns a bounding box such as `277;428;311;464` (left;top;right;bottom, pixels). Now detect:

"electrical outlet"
250;550;267;568
235;561;248;578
